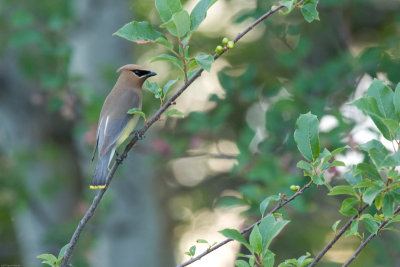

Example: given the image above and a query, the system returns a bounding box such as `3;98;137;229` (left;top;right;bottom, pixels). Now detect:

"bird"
90;64;157;189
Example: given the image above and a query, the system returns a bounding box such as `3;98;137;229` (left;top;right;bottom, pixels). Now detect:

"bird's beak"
145;71;157;78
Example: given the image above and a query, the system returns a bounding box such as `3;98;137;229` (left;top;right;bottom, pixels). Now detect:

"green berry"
296;185;301;191
227;41;234;49
215;45;223;54
222;37;229;45
290;185;297;191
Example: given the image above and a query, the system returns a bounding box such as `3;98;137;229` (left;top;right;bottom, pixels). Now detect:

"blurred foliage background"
1;0;400;266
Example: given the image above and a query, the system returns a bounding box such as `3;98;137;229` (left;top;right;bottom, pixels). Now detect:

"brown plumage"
90;64;156;189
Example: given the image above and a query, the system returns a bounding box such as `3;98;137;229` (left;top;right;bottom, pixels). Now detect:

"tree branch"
176;181;312;267
308;204;369;267
60;4;284;267
342;206;400;267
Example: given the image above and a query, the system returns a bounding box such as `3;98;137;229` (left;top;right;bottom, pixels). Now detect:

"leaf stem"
178;37;188;84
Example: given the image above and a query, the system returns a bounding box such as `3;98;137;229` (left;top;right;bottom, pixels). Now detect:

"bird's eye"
132;70;150;77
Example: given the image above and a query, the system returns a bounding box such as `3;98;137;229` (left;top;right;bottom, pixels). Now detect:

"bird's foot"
130;130;145;140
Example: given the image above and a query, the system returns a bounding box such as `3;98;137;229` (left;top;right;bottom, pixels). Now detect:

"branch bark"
308;204;369;267
342;206;400;267
60;4;284;267
176;181;312;267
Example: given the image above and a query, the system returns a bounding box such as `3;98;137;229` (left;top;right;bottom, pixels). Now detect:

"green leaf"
363;185;382;206
37;254;57;266
249;225;263;254
165;109;184;117
331;145;350;156
259;195;280;216
294;113;320;162
344;168;362;186
381;151;400;168
300;0;319;23
356;163;381;181
345;219;359;237
262;250;275;267
150;54;183;69
383;193;394;218
279;0;296;15
190;0;217;31
394;83;400;118
296;160;313;173
155;37;174;50
155;0;183;22
311;174;325;185
236;260;251;267
366;79;397;120
127;108;147;120
189;245;196;256
58;244;69;259
219;228;250;250
145;80;161;95
362;217;378;234
194;53;214;72
163;79;178;95
259;215;290;250
197;239;208;244
160;10;191;37
340;198;359;216
352;97;392;140
332;220;341;232
328;185;358;197
113;21;165;43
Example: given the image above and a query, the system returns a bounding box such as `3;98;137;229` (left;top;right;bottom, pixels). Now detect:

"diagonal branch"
308;204;369;267
342;206;400;267
176;181;312;267
60;4;284;267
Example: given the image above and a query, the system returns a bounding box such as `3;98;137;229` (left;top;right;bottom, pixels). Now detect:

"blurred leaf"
382;193;394;218
279;0;296;15
294;112;320;162
362;217;378;234
259;215;290;250
160;10;191;37
394;83;400;117
332;220;341;232
219;228;251;250
113;21;165;44
356;163;381;181
127;108;147;121
311;174;324;185
155;37;174;50
249;225;262;254
236;260;250;267
363;185;382;206
163;79;178;95
151;54;183;69
262;250;275;267
328;185;358;197
12;11;34;28
196;239;208;244
297;160;313;173
301;0;320;23
259;195;280;216
165;109;184;117
194;53;214;72
145;80;161;95
58;243;69;259
344;168;363;186
345;219;359;237
190;0;217;31
189;245;196;256
37;254;57;266
366;79;397;120
340;197;359;216
155;0;183;22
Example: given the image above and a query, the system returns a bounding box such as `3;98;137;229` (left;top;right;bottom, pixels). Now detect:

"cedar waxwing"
90;64;157;189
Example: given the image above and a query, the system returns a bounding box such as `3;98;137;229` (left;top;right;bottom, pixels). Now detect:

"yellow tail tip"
90;185;106;189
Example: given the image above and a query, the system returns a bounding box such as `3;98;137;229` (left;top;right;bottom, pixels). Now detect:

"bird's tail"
90;149;113;189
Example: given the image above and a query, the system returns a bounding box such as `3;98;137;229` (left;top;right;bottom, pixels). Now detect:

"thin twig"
176;180;312;267
342;206;400;267
60;4;284;267
308;204;369;267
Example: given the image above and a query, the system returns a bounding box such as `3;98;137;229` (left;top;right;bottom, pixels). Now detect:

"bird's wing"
97;89;140;158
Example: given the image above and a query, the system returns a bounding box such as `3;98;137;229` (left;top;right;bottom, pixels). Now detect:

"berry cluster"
215;37;234;54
